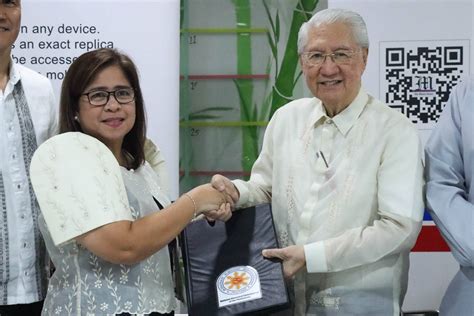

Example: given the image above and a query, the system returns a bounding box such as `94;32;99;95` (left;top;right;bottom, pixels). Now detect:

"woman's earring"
74;115;79;122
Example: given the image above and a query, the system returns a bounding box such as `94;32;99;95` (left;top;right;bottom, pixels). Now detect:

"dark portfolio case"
180;204;290;315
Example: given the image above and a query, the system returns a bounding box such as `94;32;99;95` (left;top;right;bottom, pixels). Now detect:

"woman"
31;48;231;315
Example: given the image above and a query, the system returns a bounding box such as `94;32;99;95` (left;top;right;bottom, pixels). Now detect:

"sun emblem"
216;266;261;306
224;271;250;290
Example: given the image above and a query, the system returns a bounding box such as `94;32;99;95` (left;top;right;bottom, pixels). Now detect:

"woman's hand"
202;203;232;222
187;183;233;214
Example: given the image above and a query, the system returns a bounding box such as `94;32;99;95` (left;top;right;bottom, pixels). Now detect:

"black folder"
180;203;290;315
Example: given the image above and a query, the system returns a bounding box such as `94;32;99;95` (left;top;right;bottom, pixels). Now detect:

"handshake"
185;174;240;223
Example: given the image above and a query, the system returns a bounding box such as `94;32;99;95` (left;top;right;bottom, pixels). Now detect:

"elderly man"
212;8;424;315
425;77;474;315
0;1;57;315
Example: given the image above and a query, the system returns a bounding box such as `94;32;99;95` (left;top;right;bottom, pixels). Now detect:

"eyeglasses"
82;88;135;106
301;50;359;67
2;0;20;8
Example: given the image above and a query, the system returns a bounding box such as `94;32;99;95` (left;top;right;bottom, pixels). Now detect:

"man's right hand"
211;174;240;204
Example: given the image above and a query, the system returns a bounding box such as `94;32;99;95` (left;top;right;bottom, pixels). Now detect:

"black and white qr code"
380;40;469;127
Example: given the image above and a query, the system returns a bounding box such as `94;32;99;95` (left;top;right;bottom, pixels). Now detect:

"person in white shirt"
212;8;424;316
0;0;57;314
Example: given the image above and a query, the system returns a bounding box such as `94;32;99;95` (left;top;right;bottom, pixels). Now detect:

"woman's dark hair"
59;48;146;169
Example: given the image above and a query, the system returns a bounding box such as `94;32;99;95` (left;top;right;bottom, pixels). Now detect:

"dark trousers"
0;300;44;316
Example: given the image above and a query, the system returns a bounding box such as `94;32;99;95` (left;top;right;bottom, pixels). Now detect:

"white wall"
15;0;180;198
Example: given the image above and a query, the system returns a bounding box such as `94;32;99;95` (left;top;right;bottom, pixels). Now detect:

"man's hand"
211;174;240;204
262;245;306;279
202;203;232;222
205;174;240;223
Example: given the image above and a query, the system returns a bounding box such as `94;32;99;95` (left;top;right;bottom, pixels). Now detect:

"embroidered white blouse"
233;88;424;316
30;133;176;315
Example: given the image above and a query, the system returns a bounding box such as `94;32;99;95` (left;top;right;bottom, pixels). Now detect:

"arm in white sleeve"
233;111;280;207
306;119;424;273
425;78;474;267
144;138;170;196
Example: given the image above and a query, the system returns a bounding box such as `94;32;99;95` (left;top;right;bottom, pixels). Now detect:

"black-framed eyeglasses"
82;88;135;106
301;49;359;67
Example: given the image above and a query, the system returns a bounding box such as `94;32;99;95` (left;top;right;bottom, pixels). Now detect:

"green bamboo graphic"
233;0;258;176
179;0;320;190
179;0;198;191
268;0;319;117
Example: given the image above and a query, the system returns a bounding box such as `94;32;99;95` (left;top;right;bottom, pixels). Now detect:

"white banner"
15;0;180;198
329;0;472;144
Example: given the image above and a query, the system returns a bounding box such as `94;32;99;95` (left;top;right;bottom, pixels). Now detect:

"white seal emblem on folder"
216;265;262;308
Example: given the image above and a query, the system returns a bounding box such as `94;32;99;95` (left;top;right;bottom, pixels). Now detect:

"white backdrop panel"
15;0;180;198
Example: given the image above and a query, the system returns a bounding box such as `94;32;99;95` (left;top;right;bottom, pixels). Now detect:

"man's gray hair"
297;8;369;54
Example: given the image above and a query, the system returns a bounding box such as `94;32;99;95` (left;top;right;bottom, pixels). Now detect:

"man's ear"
299;56;307;75
362;48;369;65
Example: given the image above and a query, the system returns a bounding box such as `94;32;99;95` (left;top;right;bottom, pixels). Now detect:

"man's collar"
309;99;328;127
2;59;21;95
312;88;368;135
8;59;20;85
331;88;368;135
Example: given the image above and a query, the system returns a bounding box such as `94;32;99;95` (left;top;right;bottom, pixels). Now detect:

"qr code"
380;40;469;127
